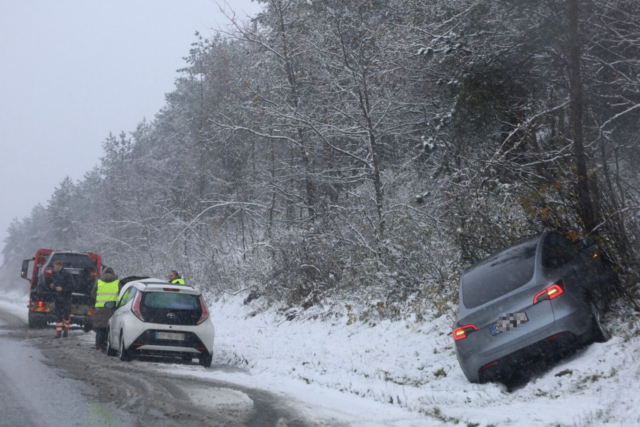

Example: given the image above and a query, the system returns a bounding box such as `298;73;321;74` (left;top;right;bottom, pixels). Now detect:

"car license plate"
156;332;185;341
490;311;529;336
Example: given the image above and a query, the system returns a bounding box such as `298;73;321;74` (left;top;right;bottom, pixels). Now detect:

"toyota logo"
167;312;177;319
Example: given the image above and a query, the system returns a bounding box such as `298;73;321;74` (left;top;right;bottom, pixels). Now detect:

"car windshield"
461;236;539;308
143;292;200;310
49;254;94;269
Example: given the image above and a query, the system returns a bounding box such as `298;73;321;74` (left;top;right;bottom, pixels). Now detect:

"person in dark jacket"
48;260;74;338
91;267;120;352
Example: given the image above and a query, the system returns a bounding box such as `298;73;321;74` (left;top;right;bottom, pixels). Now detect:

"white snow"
2;290;640;426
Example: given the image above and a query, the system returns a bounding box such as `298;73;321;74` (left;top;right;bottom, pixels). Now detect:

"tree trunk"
567;0;597;233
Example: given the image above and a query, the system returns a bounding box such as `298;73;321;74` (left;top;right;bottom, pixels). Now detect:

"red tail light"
87;309;95;316
534;281;565;305
131;291;144;321
163;288;180;292
197;295;210;325
453;324;478;341
44;267;53;276
482;361;499;370
88;269;97;279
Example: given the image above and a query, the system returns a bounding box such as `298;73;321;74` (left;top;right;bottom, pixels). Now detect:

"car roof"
125;278;199;295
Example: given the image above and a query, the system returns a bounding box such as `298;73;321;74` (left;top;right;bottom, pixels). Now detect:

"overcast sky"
0;0;262;263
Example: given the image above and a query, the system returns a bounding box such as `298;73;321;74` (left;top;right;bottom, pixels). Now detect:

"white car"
105;277;215;367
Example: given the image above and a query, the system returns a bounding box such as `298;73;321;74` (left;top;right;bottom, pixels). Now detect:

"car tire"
199;351;213;368
83;321;93;333
106;329;117;356
28;312;44;329
119;331;131;362
589;300;609;343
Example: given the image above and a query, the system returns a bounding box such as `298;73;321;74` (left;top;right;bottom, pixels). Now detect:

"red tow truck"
20;249;101;331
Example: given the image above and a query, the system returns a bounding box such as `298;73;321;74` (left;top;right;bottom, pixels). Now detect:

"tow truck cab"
21;249;101;331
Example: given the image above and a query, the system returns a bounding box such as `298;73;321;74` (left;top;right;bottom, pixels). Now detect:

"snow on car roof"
143;283;199;294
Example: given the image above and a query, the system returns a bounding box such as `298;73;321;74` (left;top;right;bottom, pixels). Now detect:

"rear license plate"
490;311;529;336
156;332;185;341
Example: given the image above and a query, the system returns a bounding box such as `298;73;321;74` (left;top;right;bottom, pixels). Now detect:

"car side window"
118;288;132;308
542;233;576;271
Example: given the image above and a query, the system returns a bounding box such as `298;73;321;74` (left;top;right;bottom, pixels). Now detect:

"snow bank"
0;289;29;322
204;294;640;426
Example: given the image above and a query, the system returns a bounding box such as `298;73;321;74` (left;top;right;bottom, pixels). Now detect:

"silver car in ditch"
453;232;612;383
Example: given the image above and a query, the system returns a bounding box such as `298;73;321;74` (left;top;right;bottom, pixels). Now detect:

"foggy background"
0;0;261;266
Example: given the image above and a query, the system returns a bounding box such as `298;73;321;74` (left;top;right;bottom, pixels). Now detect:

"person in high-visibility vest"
91;267;120;352
167;270;185;285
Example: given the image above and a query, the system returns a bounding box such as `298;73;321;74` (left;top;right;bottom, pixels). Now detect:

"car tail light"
44;267;53;276
453;324;478;341
163;288;180;292
482;360;498;370
534;281;565;305
29;300;50;312
87;309;95;316
197;296;210;325
88;269;97;279
545;333;564;342
131;292;144;321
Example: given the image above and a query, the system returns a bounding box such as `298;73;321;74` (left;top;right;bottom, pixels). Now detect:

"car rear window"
49;254;94;269
461;236;539;308
143;292;200;310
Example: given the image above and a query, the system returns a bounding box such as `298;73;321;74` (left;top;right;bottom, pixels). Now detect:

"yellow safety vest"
95;279;120;307
171;278;185;285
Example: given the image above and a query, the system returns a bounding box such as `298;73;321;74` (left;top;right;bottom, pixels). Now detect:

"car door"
110;287;134;347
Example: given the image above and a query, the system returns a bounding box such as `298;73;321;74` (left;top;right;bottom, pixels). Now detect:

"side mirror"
21;259;33;281
104;301;116;309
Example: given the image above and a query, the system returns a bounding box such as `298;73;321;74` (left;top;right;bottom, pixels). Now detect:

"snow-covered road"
2;289;640;426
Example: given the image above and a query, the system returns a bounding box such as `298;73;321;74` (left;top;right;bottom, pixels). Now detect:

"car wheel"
119;331;131;362
199;351;213;368
83;321;93;333
28;312;44;329
589;300;609;343
106;329;117;356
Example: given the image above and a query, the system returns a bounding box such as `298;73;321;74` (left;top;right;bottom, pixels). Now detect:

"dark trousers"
95;328;107;350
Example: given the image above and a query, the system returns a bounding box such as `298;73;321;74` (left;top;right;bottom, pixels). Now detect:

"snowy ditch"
2;289;640;426
203;294;640;426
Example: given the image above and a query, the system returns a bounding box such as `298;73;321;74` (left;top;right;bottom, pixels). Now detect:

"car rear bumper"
478;332;578;382
457;302;591;383
122;320;215;355
29;310;93;326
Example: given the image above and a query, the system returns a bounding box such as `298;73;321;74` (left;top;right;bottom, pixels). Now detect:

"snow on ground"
192;294;640;427
0;289;29;322
2;289;640;426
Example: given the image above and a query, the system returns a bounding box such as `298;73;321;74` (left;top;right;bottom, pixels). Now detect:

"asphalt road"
0;306;310;427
